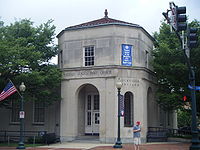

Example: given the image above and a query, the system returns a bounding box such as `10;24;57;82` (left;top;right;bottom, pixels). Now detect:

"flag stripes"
0;81;17;101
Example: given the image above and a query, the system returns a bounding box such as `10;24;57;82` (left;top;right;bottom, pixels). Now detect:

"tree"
177;108;191;127
152;20;200;114
0;19;61;106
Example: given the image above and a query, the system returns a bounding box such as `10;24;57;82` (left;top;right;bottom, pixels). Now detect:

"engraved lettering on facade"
63;69;112;79
121;78;140;87
100;70;112;75
64;72;75;77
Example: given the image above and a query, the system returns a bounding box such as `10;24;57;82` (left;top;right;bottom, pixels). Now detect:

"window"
145;50;149;68
167;111;170;126
11;100;20;123
95;113;100;124
87;95;91;110
87;112;91;125
33;101;45;124
84;46;94;66
124;92;133;127
93;95;99;110
59;50;63;68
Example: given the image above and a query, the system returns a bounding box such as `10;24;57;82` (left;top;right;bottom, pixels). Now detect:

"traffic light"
187;27;198;48
175;6;187;31
183;95;187;101
182;94;191;102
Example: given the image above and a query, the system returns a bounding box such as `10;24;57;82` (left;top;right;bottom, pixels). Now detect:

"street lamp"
113;81;123;148
17;82;26;149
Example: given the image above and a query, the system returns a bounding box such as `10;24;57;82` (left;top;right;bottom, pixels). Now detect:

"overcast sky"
1;0;200;63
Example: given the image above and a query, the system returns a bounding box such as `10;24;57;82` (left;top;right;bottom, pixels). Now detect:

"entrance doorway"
85;94;100;135
77;84;100;136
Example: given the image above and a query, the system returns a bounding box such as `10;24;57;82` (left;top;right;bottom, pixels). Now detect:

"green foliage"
157;93;182;111
0;19;61;106
152;20;200;113
177;109;191;128
27;136;45;144
14;65;61;105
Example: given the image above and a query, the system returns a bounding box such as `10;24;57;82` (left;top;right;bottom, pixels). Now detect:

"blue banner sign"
188;85;200;90
122;44;132;66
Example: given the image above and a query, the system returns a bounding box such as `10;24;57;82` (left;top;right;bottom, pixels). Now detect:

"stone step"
74;136;99;143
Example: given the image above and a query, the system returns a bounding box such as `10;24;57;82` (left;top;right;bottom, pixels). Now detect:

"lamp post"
113;81;123;148
17;82;26;149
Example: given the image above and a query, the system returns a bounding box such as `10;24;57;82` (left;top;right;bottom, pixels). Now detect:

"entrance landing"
75;135;99;143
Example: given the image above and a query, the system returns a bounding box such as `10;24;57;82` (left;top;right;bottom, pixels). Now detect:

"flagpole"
8;79;22;98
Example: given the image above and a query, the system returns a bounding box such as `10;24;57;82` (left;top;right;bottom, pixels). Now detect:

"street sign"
169;2;177;31
19;111;25;119
188;85;200;90
185;47;190;58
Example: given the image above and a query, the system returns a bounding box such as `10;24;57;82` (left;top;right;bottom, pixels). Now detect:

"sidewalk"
90;143;190;150
0;142;191;150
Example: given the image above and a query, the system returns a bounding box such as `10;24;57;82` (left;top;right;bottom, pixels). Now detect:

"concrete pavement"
40;141;113;149
39;142;190;150
43;142;190;150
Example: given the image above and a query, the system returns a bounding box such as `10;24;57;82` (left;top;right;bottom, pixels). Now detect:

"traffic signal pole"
183;47;200;150
163;2;200;150
189;68;200;150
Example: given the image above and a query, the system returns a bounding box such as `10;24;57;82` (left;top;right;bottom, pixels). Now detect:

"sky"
1;0;200;63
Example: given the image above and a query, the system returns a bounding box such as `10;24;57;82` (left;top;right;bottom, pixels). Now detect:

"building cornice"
57;24;154;42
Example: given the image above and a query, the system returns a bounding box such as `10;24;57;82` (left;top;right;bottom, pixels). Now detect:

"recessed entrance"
77;84;100;136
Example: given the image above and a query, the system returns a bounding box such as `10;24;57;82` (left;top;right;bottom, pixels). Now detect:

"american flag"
0;81;17;101
120;94;124;116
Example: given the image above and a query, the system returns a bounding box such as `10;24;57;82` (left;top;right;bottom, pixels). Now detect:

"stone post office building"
0;10;177;143
57;10;177;143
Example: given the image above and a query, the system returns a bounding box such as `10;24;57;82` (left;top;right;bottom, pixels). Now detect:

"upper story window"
145;50;149;68
84;46;94;66
58;50;63;68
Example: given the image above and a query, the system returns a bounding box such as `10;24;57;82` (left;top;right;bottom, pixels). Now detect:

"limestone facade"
57;13;177;143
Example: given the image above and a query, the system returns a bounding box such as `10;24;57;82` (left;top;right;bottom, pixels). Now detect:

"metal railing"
148;126;195;137
0;130;47;144
147;126;200;142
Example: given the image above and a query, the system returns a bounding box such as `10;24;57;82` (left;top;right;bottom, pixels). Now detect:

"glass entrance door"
85;94;100;135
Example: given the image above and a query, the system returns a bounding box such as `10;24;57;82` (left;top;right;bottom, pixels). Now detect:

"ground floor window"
124;92;133;127
11;100;20;123
33;101;45;124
